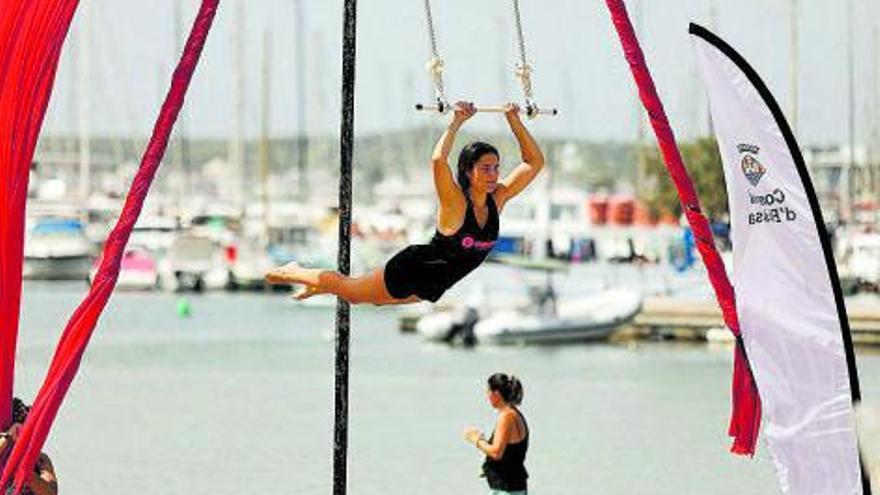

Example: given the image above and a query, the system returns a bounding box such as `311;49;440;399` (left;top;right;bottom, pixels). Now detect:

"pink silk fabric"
604;0;762;456
0;1;219;492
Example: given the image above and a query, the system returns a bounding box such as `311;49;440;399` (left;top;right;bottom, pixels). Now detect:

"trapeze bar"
414;103;558;117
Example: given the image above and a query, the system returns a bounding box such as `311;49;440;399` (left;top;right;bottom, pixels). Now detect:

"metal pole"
335;1;356;494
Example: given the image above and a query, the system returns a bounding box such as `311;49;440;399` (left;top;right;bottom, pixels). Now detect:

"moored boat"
24;217;95;280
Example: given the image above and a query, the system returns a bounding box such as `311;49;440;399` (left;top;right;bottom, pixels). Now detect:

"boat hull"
477;319;628;345
473;289;643;345
24;255;93;280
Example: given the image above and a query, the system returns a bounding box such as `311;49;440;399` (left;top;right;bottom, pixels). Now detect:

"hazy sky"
41;0;880;147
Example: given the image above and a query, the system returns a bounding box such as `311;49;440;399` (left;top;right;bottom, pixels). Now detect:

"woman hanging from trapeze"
265;101;544;305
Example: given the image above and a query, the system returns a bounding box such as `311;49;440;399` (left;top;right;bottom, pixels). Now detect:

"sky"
40;0;880;148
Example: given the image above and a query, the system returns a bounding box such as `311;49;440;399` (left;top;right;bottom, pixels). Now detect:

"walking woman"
265;101;544;304
464;373;529;494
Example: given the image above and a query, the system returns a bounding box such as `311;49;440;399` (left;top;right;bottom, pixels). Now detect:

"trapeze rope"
422;0;448;112
415;0;556;117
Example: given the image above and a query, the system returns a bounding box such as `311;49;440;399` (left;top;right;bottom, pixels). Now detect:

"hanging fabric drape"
0;1;219;492
603;0;761;455
0;0;82;432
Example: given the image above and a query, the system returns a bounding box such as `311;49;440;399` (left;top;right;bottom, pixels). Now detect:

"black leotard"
482;408;529;492
383;194;499;302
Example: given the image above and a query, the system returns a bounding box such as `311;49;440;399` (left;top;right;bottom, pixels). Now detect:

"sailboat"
23;18;96;281
227;26;280;290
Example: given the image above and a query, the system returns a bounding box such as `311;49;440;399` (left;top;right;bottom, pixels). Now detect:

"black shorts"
383;244;454;303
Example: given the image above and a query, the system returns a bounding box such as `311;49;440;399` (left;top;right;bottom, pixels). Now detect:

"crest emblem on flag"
741;154;766;186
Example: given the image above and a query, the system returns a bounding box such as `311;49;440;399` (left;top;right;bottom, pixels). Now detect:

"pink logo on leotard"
461;236;495;251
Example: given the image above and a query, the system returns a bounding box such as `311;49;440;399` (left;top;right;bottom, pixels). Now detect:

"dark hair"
456;141;499;194
487;373;524;406
12;397;29;424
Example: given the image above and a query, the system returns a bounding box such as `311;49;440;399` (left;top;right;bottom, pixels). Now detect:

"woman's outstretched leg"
265;263;420;305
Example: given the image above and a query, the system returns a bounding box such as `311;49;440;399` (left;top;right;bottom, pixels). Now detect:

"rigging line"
422;0;447;109
511;0;534;105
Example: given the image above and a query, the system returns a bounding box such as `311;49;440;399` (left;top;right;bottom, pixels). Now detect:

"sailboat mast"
309;30;328;183
706;2;718;134
634;0;645;194
789;0;799;135
867;27;880;203
874;28;880;200
293;0;308;198
844;0;855;220
174;0;191;204
77;5;91;204
260;29;272;242
231;0;246;207
496;16;507;136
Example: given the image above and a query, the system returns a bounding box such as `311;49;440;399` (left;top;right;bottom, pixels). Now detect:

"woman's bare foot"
293;284;323;300
265;262;309;285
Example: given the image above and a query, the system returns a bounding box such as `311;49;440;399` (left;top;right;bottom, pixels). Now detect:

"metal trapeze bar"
414;102;558;117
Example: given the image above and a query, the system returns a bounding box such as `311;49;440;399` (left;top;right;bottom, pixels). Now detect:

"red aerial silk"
0;0;81;431
0;1;219;492
603;0;762;455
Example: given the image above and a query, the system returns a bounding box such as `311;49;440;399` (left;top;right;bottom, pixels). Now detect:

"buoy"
176;298;191;318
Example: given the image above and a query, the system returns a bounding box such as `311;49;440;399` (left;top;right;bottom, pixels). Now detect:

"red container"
588;196;609;225
608;195;635;225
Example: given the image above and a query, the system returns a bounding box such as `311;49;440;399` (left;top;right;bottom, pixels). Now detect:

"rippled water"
12;273;880;494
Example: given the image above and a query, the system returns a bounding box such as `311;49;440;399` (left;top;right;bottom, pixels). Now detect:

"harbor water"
14;274;880;494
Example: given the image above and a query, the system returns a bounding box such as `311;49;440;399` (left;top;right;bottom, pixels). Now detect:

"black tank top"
428;193;499;287
482;408;529;491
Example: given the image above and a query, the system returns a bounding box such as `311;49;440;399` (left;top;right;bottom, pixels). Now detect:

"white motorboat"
160;234;230;292
840;231;880;291
227;238;276;290
414;255;642;345
473;288;643;345
129;215;180;254
24;217;96;280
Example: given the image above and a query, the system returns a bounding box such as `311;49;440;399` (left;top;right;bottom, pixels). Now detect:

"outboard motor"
443;306;480;346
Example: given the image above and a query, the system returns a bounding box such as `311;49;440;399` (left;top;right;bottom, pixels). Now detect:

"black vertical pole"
335;1;356;495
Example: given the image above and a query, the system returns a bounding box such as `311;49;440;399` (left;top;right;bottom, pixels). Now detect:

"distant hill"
36;128;643;199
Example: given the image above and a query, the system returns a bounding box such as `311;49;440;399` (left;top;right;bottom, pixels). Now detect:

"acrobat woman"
265;101;544;305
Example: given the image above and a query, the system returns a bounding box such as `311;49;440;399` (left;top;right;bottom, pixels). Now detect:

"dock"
632;297;880;345
398;296;880;345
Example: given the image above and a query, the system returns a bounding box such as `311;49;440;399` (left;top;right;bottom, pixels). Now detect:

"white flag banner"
690;24;868;495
